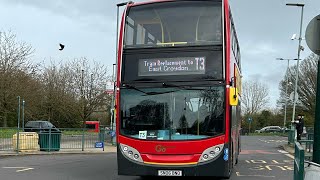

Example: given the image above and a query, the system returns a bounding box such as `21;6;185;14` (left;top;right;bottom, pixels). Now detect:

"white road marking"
259;139;287;143
236;172;275;177
284;154;295;159
2;167;34;172
278;150;289;154
277;149;295;159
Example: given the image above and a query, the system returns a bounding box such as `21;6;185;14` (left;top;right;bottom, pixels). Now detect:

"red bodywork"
116;0;239;166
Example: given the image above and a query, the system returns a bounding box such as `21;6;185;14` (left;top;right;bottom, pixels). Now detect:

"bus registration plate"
158;170;182;176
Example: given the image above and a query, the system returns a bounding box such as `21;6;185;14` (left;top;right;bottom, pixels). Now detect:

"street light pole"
17;96;20;129
111;63;116;131
22;99;25;130
286;3;304;125
276;58;298;133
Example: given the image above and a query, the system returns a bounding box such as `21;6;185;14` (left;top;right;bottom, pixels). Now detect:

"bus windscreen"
120;86;225;141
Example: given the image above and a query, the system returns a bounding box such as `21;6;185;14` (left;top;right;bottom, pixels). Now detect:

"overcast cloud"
0;0;319;109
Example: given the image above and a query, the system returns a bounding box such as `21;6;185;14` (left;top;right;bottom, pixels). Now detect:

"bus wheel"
224;146;233;179
224;167;232;179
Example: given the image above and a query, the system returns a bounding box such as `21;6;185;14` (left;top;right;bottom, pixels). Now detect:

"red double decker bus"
115;0;241;178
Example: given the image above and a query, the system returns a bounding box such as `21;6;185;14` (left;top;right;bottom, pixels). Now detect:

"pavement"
281;143;295;154
0;143;117;156
3;141;293;158
2;140;294;157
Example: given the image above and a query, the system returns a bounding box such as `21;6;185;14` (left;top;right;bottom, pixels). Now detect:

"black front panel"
122;47;223;83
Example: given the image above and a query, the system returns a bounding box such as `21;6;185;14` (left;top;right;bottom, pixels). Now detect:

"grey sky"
0;0;319;108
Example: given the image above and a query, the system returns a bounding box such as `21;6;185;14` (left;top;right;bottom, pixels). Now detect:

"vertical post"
17;96;21;154
81;69;85;151
247;117;252;135
283;59;289;133
81;69;85;123
82;128;85;151
111;64;116;132
48;128;51;152
288;4;304;126
89;73;93;101
313;56;320;163
22;99;25;130
17;96;21;129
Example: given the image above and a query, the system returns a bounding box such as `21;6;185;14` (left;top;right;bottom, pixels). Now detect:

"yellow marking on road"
245;159;294;164
272;160;285;164
265;165;287;171
250;160;267;163
249;165;293;171
236;172;275;177
284;165;294;170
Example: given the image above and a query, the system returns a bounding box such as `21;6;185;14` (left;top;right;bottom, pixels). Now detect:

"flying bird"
59;43;65;51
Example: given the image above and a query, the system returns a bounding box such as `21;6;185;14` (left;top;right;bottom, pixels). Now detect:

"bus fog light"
123;146;128;152
209;151;215;156
215;147;221;152
134;154;139;159
203;154;209;159
128;151;133;156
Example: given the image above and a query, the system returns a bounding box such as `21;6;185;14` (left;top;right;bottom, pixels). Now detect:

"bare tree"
242;79;269;115
0;31;35;127
278;53;319;124
66;58;111;124
38;57;111;127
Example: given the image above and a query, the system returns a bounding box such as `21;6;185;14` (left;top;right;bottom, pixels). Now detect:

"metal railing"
288;129;295;144
0;127;112;153
294;141;305;180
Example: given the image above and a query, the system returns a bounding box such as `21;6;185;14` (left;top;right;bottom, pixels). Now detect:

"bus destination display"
138;57;206;76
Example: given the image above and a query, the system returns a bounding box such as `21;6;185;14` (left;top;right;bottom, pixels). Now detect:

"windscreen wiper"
162;82;188;88
123;84;148;94
124;84;176;96
162;82;208;91
162;82;200;89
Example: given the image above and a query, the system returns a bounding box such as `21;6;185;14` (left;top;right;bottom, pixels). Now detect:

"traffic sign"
248;117;252;122
95;142;104;148
290;91;299;101
305;14;320;55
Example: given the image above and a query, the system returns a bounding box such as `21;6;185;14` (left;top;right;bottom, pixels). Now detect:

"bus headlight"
120;143;143;163
198;144;224;163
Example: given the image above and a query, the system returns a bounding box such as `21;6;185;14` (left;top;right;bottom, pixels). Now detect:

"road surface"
0;135;293;180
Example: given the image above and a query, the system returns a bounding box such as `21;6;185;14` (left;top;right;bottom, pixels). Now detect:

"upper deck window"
124;1;222;48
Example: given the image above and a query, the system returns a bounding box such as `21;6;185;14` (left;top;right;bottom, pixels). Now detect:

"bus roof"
128;0;171;7
129;0;221;7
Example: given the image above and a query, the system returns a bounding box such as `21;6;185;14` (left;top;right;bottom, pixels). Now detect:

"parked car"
255;126;283;133
282;127;290;133
24;120;60;133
